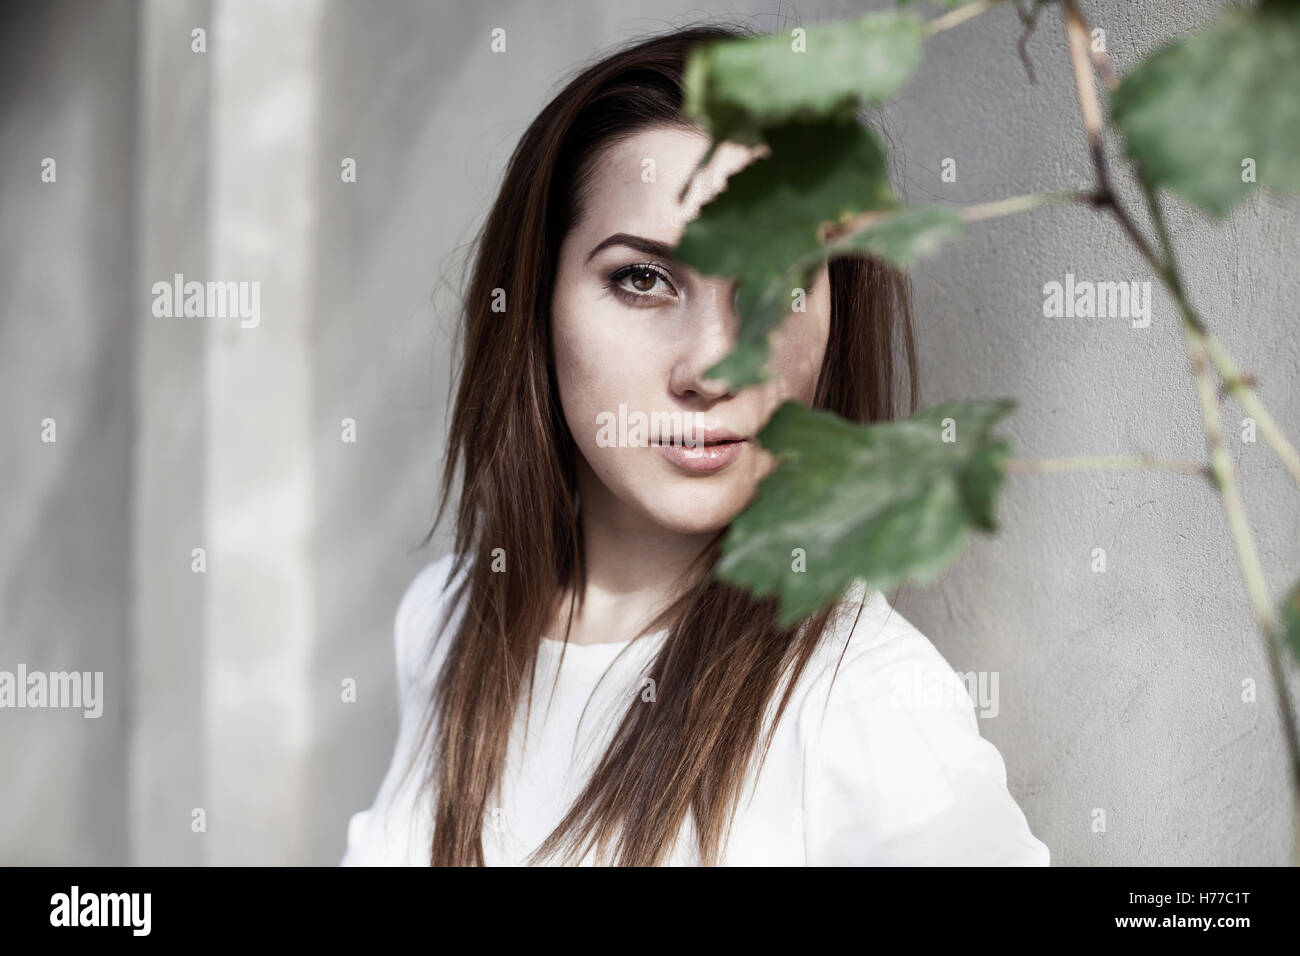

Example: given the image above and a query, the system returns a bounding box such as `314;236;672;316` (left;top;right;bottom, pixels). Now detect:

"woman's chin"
633;482;754;537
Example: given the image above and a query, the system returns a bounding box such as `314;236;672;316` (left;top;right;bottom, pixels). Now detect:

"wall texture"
890;0;1300;865
1;0;1296;865
0;0;138;866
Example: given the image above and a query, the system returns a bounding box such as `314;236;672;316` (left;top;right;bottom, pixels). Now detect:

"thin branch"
820;189;1086;245
1131;155;1209;335
1012;1;1052;83
1178;323;1273;631
1201;332;1300;487
1179;315;1300;869
1063;2;1104;138
1060;1;1166;273
960;190;1089;222
1007;455;1213;480
925;0;1008;37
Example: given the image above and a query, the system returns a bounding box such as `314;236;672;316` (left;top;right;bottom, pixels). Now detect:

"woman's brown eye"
609;263;676;302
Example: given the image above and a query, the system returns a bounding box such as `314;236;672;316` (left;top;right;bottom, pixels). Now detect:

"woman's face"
550;124;831;536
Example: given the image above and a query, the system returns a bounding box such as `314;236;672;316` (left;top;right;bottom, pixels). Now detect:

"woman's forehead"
576;127;767;245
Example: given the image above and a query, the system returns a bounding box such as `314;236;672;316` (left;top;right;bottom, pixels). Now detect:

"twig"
1201;332;1300;487
961;190;1088;222
1014;0;1047;84
925;0;1008;37
1007;455;1212;480
1180;310;1300;868
820;189;1085;245
1059;1;1165;272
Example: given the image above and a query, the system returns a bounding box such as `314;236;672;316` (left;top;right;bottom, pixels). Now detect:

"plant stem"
1062;0;1300;865
925;0;1008;37
1007;455;1211;479
1200;332;1300;486
1059;2;1165;273
823;189;1086;246
961;190;1087;222
1181;312;1300;868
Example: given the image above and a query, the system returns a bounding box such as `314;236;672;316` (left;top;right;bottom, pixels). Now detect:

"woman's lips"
653;438;747;473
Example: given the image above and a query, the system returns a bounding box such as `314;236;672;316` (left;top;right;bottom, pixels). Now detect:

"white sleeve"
338;554;458;866
803;630;1050;866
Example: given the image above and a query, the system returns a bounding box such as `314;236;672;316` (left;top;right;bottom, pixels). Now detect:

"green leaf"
673;118;898;388
704;263;816;387
717;400;1016;625
675;120;895;279
1110;0;1300;217
1282;580;1300;665
683;11;924;145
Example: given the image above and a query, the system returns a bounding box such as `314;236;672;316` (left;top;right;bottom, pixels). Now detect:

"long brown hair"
415;22;919;866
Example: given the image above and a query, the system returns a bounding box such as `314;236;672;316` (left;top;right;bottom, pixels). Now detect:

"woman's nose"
667;278;740;403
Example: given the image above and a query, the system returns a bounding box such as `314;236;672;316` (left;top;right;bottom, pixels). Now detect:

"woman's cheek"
553;324;635;476
767;282;831;404
555;348;603;453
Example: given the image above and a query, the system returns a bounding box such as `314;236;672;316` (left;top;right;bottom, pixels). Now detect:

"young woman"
341;24;1051;867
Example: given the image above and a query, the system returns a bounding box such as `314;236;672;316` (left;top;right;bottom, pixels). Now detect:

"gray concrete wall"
0;0;138;865
1;0;1296;865
889;0;1300;865
130;0;210;869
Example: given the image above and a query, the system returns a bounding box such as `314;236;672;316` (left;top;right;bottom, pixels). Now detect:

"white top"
340;553;1051;866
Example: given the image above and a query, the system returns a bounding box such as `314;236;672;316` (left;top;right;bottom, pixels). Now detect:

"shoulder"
795;583;967;723
392;551;471;702
791;583;1050;865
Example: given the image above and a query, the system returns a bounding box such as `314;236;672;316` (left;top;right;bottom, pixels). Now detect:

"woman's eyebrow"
585;232;677;263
